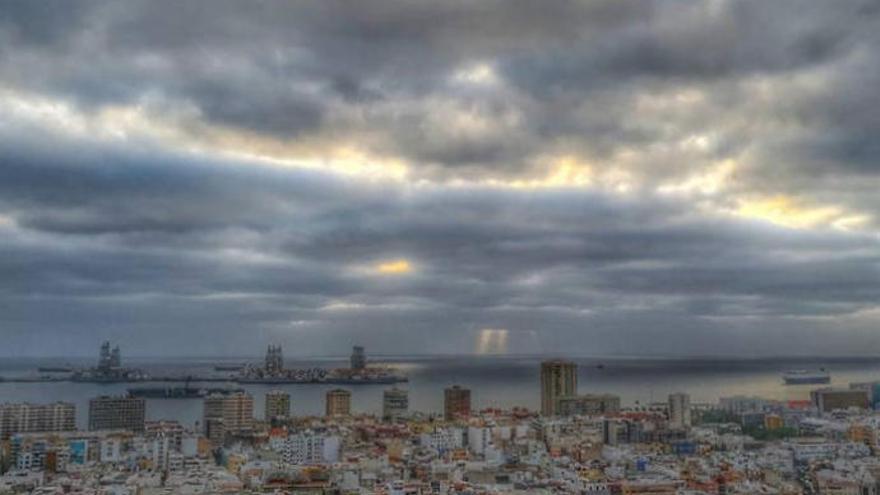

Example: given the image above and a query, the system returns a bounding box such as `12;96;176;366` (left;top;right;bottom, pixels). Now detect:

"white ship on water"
782;369;830;385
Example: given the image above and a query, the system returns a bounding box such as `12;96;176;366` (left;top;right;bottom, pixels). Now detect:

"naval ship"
782;369;831;385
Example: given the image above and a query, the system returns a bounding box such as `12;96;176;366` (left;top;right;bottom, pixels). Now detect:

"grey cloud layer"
1;128;878;355
2;1;878;180
1;1;879;356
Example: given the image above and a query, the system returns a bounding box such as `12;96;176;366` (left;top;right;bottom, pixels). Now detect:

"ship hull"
37;367;73;373
237;376;408;385
128;387;244;398
783;376;830;385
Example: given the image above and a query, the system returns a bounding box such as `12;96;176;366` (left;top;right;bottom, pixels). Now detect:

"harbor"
0;342;408;388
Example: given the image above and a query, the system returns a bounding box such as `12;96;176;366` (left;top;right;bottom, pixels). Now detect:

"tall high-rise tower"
443;385;471;421
668;392;691;429
383;387;409;421
203;392;255;443
265;390;291;422
540;360;578;416
88;396;146;433
325;389;352;416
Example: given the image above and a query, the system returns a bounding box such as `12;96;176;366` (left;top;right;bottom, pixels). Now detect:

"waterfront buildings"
668;392;692;429
0;402;75;440
325;389;352;416
9;381;880;494
540;360;578;416
811;387;869;412
350;345;367;370
265;390;291;422
16;349;880;494
382;387;409;421
849;381;880;409
203;392;254;443
88;396;146;432
444;385;471;421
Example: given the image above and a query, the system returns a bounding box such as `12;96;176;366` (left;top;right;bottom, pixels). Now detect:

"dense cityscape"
2;346;880;494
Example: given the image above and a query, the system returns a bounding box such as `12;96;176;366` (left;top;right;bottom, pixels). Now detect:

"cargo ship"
214;365;244;372
37;366;73;373
236;375;407;385
128;386;245;399
782;369;831;385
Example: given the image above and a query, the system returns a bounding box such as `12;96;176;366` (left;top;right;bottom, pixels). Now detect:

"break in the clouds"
1;0;879;357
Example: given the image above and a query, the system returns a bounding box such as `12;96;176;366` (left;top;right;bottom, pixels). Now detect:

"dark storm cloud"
0;1;92;46
503;2;858;91
1;1;879;356
1;0;875;172
1;126;878;356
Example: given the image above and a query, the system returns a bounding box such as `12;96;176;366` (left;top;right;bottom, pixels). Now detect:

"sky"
1;1;879;358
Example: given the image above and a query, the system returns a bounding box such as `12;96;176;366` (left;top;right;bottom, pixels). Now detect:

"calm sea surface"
2;355;880;429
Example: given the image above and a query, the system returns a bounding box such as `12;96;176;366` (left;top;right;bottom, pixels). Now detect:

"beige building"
811;388;869;412
203;392;254;443
668;392;692;429
325;389;352;416
265;390;291;422
88;396;146;433
541;360;578;416
383;387;409;421
0;402;76;440
444;385;471;421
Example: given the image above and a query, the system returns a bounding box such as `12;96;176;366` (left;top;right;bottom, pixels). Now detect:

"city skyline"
3;2;880;492
3;374;878;493
2;1;880;358
0;357;874;438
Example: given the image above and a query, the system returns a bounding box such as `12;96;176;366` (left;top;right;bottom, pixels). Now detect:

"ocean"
2;355;880;429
